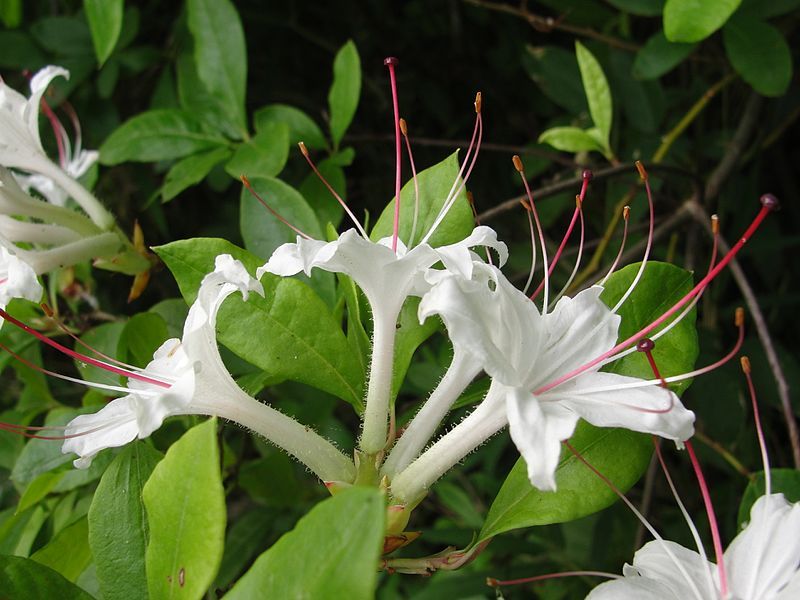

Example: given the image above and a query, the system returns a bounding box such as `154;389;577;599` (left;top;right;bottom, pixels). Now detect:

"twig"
694;429;753;478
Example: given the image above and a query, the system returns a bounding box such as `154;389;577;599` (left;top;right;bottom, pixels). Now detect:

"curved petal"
256;235;329;278
436;225;509;275
725;493;800;599
546;371;695;443
26;66;70;149
586;575;683;600
628;540;717;599
0;246;43;311
62;396;140;468
506;386;579;491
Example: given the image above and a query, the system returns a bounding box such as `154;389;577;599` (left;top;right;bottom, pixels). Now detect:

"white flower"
16;148;98;207
416;263;694;491
0;245;43;315
586;493;800;600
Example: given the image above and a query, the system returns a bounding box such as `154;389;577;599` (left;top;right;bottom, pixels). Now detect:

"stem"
360;307;399;454
383;350;481;476
390;385;506;503
35;158;115;230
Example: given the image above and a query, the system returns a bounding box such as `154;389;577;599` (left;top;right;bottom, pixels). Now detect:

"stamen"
548;195;585;308
597;205;630;286
384;57;403;253
296;144;368;238
513;156;550;310
400;118;421;247
742;356;771;496
535;195;777;397
686;441;729;599
521;200;537;295
61;100;83;159
486;571;621;588
240;175;312;240
0;307;169;388
39;96;68;168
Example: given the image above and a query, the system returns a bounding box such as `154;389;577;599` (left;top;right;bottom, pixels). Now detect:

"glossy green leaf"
600;262;699;395
663;0;741;43
254;104;327;149
83;0;123;66
121;313;169;368
89;442;163;600
538;126;607;154
162;147;232;202
226;122;289;180
100;109;228;165
633;31;696;79
226;487;384;600
0;555;94;600
186;0;247;132
575;41;612;147
176;49;241;139
605;0;664;15
30;516;91;582
723;17;792;97
144;419;225;600
479;422;652;541
154;238;364;407
328;40;361;147
737;469;800;527
239;176;322;260
16;471;64;514
370;152;474;248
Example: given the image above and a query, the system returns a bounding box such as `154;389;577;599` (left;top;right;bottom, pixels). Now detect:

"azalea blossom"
0;245;43;316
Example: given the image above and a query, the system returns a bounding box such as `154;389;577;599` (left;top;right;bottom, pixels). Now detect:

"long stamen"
521;200;538;295
513;156;550;309
400;118;421;247
532;170;592;300
384;57;403;253
686;441;729;598
548;195;585;308
61;100;82;159
296;144;368;238
39;97;68;168
240;175;312;240
598;205;630;286
535;195;778;397
486;571;621;588
742;356;771;496
0;307;169;387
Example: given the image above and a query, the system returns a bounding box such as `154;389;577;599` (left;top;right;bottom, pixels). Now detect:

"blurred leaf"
186;0;247;132
90;442;162;600
120;313;169;368
225;122;289;179
0;0;21;27
575;41;612;148
100;109;228;165
633;31;696;80
737;469;800;527
0;555;93;599
328;40;361;148
226;487;384;600
155;238;365;408
16;471;64;515
84;0;123;66
144;419;225;600
299;158;346;228
524;45;588;116
0;31;46;68
254;104;327;150
435;482;484;529
214;509;274;590
605;0;664;15
723;17;792;97
392;298;440;399
30;517;91;582
162;147;233;202
539;126;607;154
30;16;93;56
480;422;651;541
0;505;47;556
75;321;127;394
239;176;322;260
739;0;800;18
663;0;741;43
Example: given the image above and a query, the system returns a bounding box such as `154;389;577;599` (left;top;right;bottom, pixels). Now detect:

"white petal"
547;371;695;443
62;396;140;468
629;540;717;599
26;66;70;149
436;226;508;276
0;245;43;311
586;575;682;600
505;386;579;491
725;493;800;599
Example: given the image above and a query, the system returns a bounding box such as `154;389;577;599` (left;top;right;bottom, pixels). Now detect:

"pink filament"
385;58;403;253
240;176;311;240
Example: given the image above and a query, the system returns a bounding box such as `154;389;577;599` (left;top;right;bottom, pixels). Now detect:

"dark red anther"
384;57;399;67
582;169;593;181
760;194;780;211
636;338;655;353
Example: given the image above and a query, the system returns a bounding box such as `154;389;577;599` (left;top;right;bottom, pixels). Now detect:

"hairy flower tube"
0;67;149;276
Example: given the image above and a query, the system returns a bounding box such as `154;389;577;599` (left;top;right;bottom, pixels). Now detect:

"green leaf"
214;510;274;589
90;442;163;600
0;555;94;600
0;505;47;556
663;0;742;43
723;17;793;97
239;176;322;260
633;31;696;80
538;126;607;154
0;0;22;28
100;109;228;165
523;45;588;116
30;517;91;582
737;469;800;527
186;0;247;132
0;31;46;69
83;0;123;66
162;147;232;202
254;104;327;150
370;151;474;248
121;313;169;368
11;409;85;486
479;422;652;541
739;0;800;19
144;419;225;600
16;471;65;515
226;487;384;600
600;262;699;395
575;41;612;148
328;40;361;148
605;0;664;15
225;122;290;179
392;298;439;399
154;238;365;407
300;157;346;228
75;321;127;394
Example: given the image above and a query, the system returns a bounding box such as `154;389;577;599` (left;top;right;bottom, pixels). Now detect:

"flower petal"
586;575;683;600
627;539;717;599
0;245;43;312
436;225;508;276
62;395;140;468
26;66;70;149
